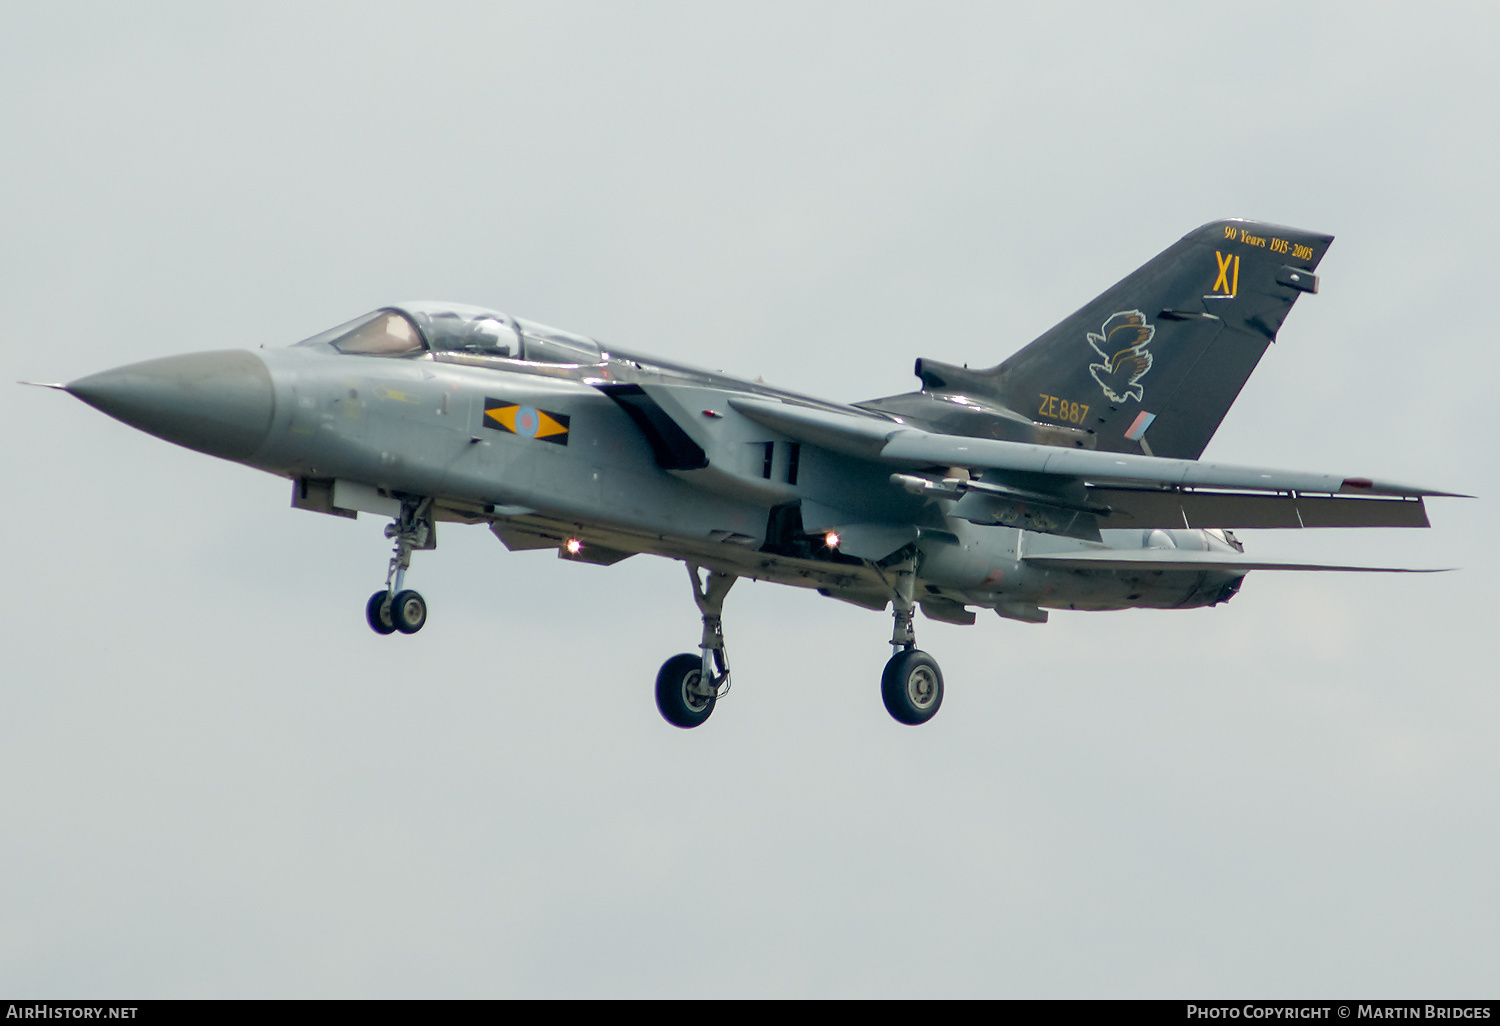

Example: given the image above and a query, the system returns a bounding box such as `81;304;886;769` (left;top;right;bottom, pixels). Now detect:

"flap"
1087;487;1431;529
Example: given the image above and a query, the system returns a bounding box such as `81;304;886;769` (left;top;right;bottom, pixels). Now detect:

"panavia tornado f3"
46;219;1461;727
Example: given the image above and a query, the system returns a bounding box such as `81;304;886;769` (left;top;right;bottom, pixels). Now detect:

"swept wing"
728;395;1458;536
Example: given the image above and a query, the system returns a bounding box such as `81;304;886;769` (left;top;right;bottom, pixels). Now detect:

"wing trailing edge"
1086;486;1431;530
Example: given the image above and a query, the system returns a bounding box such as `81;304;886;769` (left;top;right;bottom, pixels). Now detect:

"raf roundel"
516;406;539;437
483;398;570;445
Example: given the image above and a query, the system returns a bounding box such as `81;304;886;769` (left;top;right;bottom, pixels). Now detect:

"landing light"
824;531;839;549
565;538;583;555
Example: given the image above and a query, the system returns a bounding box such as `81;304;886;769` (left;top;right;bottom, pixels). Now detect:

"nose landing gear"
365;497;434;636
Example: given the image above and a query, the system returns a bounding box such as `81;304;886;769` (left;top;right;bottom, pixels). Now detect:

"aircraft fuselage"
77;335;1241;625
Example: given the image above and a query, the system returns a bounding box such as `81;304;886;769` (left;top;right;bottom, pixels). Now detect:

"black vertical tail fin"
941;220;1333;459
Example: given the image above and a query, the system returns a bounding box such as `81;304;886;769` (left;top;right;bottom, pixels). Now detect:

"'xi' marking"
1212;250;1240;297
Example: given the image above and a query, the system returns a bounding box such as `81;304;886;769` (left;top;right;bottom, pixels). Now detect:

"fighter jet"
42;219;1459;728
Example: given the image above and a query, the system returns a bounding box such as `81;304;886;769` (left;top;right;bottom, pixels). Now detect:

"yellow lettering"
1212;251;1240;296
1213;251;1232;293
1038;398;1091;424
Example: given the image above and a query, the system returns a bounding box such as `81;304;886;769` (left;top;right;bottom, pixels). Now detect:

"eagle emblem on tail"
1087;310;1155;403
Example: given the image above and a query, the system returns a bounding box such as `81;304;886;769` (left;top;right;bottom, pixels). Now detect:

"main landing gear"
880;559;944;725
650;558;945;728
365;497;434;636
655;564;736;729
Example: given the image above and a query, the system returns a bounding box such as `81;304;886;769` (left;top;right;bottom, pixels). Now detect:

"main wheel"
881;649;944;725
366;591;396;635
391;589;427;634
655;653;716;729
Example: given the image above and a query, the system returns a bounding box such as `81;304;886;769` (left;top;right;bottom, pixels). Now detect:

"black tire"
391;589;427;634
366;591;396;635
655;653;715;728
881;649;944;725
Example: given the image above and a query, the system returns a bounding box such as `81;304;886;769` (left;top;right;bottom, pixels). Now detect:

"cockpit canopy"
296;302;602;365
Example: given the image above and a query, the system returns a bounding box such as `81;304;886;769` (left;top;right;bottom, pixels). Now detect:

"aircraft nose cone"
67;350;275;461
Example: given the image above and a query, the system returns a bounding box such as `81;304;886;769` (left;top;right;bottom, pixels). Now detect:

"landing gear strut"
365;496;434;636
655;564;737;728
880;559;944;725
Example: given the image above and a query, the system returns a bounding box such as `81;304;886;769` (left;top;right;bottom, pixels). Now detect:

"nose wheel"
365;497;434;636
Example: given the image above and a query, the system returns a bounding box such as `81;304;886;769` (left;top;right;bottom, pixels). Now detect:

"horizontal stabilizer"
1022;550;1448;573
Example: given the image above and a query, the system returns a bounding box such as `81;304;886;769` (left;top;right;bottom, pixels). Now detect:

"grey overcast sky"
3;1;1496;998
